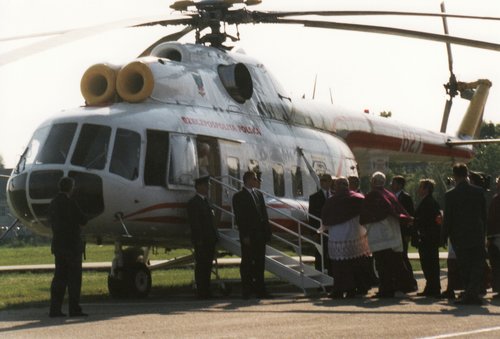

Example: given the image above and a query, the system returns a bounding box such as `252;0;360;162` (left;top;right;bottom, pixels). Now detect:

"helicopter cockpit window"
110;128;140;180
16;125;50;172
71;124;111;170
168;134;197;187
36;123;77;165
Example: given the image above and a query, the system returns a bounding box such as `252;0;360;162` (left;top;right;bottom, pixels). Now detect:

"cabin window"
71;124;111;170
273;164;285;197
292;166;303;197
227;156;240;189
168;134;197;187
144;130;169;186
36;123;77;165
110;128;141;181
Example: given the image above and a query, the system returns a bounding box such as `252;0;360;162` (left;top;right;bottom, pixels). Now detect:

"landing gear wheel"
126;262;152;298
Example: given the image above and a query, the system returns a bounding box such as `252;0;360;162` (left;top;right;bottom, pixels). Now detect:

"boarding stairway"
209;176;333;294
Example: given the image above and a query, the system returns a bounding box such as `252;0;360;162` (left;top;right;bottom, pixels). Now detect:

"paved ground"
1;273;500;339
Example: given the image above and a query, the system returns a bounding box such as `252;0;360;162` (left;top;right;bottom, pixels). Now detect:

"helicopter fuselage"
6;42;472;247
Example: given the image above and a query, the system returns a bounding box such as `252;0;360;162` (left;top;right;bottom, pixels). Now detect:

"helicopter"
3;0;500;297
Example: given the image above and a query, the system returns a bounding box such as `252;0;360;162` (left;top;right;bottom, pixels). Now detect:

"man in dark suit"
308;174;332;272
391;175;418;291
232;171;272;299
414;179;442;298
442;163;487;305
187;176;218;299
48;177;88;318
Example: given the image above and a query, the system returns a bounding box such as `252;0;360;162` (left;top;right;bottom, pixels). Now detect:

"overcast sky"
1;0;499;168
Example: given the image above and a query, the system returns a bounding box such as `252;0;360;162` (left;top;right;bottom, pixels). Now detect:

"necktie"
251;190;260;208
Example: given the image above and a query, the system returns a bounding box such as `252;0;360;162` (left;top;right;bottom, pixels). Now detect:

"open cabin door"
194;136;224;225
215;139;243;228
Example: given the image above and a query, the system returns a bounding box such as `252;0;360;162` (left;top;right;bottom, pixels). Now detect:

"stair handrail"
208;175;328;274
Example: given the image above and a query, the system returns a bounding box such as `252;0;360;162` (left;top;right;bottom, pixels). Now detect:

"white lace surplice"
327;216;371;260
365;216;403;253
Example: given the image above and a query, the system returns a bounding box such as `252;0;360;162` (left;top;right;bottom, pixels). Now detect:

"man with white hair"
360;171;415;298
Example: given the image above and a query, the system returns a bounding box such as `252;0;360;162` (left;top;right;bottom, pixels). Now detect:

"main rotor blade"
138;25;196;57
440;3;454;75
0;17;193;67
255;10;500;22
440;99;453;133
274;18;500;52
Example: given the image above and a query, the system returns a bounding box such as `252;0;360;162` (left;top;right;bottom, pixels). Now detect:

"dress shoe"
327;292;344;299
371;291;394;299
196;292;213;300
69;312;88;317
454;298;483;306
417;291;442;298
345;290;357;298
49;311;66;318
440;290;455;300
256;292;274;299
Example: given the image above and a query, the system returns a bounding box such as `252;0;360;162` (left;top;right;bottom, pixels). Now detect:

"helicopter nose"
7;170;104;229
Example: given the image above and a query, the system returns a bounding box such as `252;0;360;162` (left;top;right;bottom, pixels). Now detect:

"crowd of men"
311;163;500;305
45;161;498;318
184;163;499;304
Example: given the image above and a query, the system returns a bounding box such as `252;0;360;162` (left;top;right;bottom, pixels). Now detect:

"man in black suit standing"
232;171;272;299
442;163;487;305
414;178;442;298
187;176;218;299
391;175;418;291
308;174;332;272
48;177;88;318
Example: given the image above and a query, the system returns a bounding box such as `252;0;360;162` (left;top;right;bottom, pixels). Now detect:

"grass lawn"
0;244;193;266
0;244;449;311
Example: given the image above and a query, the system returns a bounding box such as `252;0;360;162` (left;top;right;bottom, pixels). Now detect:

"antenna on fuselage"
312;74;318;99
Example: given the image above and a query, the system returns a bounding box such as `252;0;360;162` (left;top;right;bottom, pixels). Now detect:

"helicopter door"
194;137;222;222
216;139;243;228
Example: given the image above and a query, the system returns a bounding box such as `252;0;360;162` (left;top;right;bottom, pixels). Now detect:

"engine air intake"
117;61;154;103
218;63;253;103
80;63;119;105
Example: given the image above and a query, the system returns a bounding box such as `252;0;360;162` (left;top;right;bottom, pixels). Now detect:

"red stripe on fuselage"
344;131;473;159
124;202;187;219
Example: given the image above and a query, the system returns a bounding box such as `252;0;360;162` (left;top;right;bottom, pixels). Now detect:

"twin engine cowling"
80;43;254;106
80;60;154;105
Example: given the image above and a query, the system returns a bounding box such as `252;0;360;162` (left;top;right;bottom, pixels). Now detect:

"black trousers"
418;243;441;294
50;252;83;314
314;234;330;273
401;236;418;289
194;243;216;297
373;249;415;296
240;233;266;295
488;241;500;293
454;245;485;300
